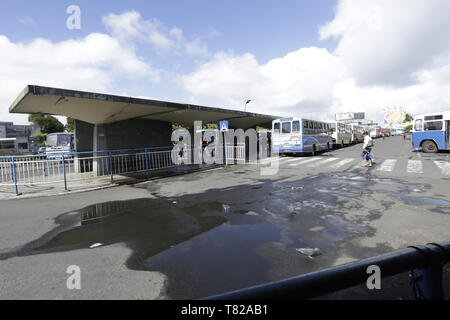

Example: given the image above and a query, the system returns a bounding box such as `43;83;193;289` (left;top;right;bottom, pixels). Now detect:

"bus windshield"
46;133;73;148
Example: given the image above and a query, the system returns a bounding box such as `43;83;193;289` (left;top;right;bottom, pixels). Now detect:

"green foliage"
203;123;218;129
66;117;75;132
172;123;187;131
30;133;47;147
403;113;413;123
404;124;413;133
28;114;65;134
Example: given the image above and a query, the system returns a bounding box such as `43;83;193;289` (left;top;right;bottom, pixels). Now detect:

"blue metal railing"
202;241;450;300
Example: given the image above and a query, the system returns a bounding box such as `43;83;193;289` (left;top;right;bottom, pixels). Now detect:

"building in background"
0;122;41;155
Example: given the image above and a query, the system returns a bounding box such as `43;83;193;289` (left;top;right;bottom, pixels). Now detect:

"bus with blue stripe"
271;117;333;155
412;112;450;153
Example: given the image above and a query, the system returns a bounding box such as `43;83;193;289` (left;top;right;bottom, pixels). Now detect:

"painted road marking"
377;159;397;172
289;157;320;167
406;160;423;173
284;157;308;163
329;158;355;169
307;157;339;168
434;161;450;175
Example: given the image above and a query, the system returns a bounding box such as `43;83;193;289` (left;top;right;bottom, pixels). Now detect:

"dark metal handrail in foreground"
202;241;450;300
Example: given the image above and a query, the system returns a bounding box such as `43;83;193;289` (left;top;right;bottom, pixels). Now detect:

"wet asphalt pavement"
0;136;450;299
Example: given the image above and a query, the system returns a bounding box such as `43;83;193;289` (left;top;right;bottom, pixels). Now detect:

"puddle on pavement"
399;196;450;206
0;199;227;265
1;170;446;298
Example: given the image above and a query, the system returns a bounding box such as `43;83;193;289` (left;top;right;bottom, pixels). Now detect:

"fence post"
9;156;20;196
412;266;443;300
62;154;68;191
109;151;113;184
144;148;149;170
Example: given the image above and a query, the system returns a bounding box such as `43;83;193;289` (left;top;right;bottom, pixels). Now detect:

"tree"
203;123;218;129
404;124;413;133
30;133;47;147
403;113;413;123
66;117;75;132
172;123;187;131
28;114;65;134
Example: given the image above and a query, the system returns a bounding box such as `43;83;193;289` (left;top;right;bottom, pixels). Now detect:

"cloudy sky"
1;0;450;125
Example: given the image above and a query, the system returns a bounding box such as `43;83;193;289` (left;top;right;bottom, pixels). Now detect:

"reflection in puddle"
400;196;450;206
144;224;280;299
0;199;227;269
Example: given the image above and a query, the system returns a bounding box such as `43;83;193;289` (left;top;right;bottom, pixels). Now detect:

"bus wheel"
422;141;438;153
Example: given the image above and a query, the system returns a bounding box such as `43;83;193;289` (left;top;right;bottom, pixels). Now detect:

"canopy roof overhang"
9;85;278;129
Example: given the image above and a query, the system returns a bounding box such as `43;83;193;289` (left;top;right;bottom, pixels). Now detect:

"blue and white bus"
412;112;450;153
271;117;333;155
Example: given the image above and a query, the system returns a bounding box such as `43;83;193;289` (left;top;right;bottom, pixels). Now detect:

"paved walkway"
0;164;219;200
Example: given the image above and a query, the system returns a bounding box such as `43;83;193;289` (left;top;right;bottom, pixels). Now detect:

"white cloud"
319;0;450;87
0;33;160;124
181;0;450;123
103;11;210;57
180;48;347;120
103;11;175;50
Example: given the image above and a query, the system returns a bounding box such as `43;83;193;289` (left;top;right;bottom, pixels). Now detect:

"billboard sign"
335;112;365;121
384;106;406;124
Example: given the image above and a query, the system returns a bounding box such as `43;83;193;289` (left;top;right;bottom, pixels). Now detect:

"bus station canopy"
9;85;278;129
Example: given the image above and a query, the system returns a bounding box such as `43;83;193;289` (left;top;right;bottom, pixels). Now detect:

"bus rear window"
424;121;443;131
292;121;300;132
282;122;291;134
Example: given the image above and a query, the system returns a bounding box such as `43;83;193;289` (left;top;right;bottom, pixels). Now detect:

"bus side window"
292;121;300;132
424;121;443;131
273;123;280;133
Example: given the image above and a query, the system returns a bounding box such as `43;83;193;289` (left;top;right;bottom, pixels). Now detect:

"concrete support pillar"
73;120;80;174
92;124;108;176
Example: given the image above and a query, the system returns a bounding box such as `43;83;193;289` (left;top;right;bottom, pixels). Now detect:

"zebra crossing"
258;156;450;176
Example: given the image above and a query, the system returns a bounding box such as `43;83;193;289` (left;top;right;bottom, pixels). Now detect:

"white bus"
272;117;333;156
350;124;364;144
370;126;381;138
330;122;352;147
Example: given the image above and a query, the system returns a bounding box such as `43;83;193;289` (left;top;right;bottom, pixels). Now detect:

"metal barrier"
225;143;246;164
202;241;450;300
0;144;248;195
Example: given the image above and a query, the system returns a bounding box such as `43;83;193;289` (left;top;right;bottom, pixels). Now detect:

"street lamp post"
244;99;251;112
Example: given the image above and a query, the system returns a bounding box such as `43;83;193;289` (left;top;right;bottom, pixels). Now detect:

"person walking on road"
362;131;374;167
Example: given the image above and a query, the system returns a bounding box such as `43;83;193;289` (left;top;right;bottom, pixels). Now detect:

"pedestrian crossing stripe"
406;160;423;173
330;158;355;169
255;157;450;176
434;161;450;175
307;157;339;168
288;157;320;166
377;159;397;172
